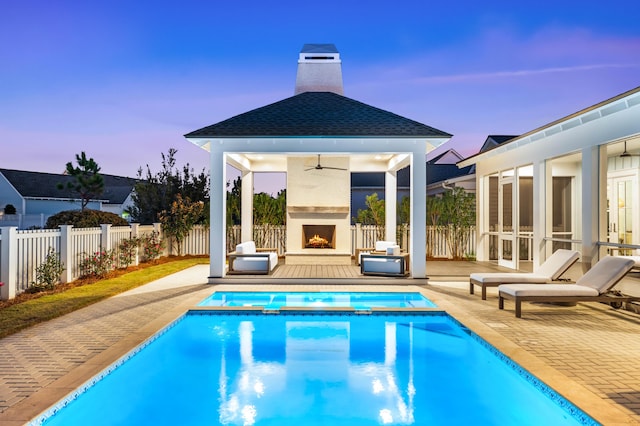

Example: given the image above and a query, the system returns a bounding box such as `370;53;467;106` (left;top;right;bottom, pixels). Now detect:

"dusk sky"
2;1;639;194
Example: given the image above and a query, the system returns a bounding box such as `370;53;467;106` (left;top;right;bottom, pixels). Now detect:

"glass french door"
498;175;516;268
608;175;636;254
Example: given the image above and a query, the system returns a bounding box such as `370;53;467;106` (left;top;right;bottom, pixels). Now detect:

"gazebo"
185;44;451;279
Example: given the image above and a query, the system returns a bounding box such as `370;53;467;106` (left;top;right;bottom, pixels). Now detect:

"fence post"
153;223;165;256
59;225;73;283
130;223;139;266
101;224;112;251
355;223;362;249
0;227;17;300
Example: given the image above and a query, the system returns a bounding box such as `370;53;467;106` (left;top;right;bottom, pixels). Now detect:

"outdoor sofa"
498;256;639;318
469;249;580;300
227;241;278;275
361;244;409;277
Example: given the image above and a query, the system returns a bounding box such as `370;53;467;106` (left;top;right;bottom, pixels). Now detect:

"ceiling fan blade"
321;166;348;171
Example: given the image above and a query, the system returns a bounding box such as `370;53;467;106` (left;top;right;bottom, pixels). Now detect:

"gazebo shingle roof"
185;92;451;138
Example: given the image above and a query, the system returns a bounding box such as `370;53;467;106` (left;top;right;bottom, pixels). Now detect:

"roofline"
24;196;109;203
185;133;453;139
458;85;640;167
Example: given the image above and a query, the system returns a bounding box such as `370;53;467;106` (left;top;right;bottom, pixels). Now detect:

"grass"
0;256;208;339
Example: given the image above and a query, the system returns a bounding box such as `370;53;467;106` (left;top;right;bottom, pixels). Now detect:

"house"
459;87;640;297
0;168;138;228
185;44;452;279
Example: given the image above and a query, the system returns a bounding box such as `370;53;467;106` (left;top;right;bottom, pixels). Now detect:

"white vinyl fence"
0;223;475;300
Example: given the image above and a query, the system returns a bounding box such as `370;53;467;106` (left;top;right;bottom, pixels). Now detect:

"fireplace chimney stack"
294;43;344;95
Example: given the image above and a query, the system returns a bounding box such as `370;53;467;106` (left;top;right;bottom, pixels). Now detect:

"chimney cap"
301;43;338;54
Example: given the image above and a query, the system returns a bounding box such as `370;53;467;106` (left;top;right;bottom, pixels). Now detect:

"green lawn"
0;257;208;339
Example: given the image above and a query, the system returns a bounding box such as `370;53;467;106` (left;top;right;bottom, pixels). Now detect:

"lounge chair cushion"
470;272;550;284
498;283;599;298
536;249;581;280
617;255;640;268
470;249;579;284
575;256;636;293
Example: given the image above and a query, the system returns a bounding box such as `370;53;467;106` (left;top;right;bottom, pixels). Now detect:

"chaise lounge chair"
469;249;580;300
498;256;639;318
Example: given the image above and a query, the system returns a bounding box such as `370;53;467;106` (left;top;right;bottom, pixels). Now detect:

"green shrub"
79;250;117;277
117;237;140;268
46;209;128;228
31;248;65;291
139;231;165;261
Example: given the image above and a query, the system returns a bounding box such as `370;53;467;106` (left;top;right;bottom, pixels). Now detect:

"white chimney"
294;43;344;95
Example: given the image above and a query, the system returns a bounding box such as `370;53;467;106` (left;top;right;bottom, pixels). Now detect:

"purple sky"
2;1;639;195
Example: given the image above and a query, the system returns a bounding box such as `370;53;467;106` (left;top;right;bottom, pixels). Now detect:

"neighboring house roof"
478;135;518;154
353;163;474;189
427;149;464;164
0;168;138;204
185;91;452;139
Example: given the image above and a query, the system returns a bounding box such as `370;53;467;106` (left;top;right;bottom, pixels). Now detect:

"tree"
398;196;410;225
58;152;104;211
355;193;385;240
253;191;286;225
440;187;476;259
426;196;444;226
127;148;209;224
226;177;242;226
3;204;16;215
159;194;205;255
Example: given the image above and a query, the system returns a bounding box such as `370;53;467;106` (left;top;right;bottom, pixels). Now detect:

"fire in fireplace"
302;225;336;249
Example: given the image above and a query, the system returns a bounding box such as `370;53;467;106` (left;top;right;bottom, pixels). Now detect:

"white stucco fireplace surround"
285;156;351;265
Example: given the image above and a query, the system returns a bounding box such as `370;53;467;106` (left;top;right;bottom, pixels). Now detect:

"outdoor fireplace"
302;225;336;249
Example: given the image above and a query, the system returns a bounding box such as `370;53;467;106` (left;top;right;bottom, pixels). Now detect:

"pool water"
198;291;436;309
35;311;595;426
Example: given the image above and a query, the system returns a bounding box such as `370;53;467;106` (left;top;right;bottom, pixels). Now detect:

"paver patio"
0;262;639;425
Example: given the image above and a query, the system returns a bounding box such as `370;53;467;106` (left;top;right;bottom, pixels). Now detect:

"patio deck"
1;261;639;425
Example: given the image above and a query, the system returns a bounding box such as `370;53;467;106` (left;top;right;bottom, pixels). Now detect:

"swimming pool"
198;291;437;309
33;311;596;425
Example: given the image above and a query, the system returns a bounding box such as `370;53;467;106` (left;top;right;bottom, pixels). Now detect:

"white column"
581;146;601;270
210;150;227;278
385;170;397;242
410;152;427;278
241;171;254;243
532;160;546;270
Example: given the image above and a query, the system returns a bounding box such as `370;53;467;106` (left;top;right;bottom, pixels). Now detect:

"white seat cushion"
375;241;397;251
470;272;550;284
498;283;598;297
236;241;256;254
233;252;277;272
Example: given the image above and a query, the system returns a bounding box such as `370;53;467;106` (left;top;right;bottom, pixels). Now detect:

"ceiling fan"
304;154;347;171
620;141;640;158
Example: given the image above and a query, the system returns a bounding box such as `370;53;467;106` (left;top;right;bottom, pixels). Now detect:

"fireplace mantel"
287;206;350;214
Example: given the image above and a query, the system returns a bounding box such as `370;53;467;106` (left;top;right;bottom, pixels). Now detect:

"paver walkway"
0;262;639;425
